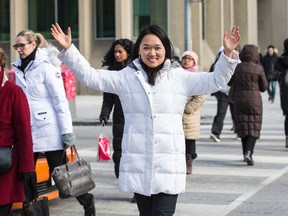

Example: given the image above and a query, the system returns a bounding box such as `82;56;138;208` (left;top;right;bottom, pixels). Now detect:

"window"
0;0;10;41
28;0;78;39
133;0;167;37
95;0;115;38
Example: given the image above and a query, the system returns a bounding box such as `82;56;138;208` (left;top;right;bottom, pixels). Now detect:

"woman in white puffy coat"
51;23;241;216
12;30;95;216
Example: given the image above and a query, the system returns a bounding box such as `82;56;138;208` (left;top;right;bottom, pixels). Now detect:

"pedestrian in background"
181;51;205;174
209;47;232;142
51;23;240;216
12;30;95;216
261;45;279;103
274;38;288;148
0;48;35;216
99;38;136;202
210;45;241;142
228;44;268;166
99;38;134;178
171;47;181;68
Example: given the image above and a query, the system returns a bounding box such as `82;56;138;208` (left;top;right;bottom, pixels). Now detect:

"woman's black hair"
133;25;173;60
102;39;134;67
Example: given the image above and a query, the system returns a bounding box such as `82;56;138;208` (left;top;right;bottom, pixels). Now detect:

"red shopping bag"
97;126;111;161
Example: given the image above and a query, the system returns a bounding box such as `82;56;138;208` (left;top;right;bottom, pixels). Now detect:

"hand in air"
223;25;241;57
51;23;72;50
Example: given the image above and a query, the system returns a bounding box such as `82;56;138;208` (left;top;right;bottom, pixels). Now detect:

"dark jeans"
0;204;13;216
268;80;277;100
34;150;93;208
185;139;197;159
241;135;257;155
211;91;229;136
285;115;288;136
135;193;178;216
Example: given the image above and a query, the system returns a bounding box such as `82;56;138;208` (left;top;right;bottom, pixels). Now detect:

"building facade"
1;0;288;94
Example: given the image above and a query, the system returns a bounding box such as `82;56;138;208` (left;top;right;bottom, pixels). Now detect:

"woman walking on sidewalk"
12;30;95;215
181;50;205;174
51;23;240;215
228;44;268;166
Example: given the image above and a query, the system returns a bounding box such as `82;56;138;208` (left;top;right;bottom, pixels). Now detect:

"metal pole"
54;0;58;23
184;0;192;51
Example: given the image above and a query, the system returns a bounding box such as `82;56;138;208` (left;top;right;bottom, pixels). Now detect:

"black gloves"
20;172;38;202
62;133;76;150
100;116;108;125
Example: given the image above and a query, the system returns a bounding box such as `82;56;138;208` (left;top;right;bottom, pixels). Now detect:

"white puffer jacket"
12;46;73;152
59;44;239;196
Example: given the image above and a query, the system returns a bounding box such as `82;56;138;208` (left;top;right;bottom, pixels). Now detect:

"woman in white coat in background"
51;23;240;216
12;30;95;216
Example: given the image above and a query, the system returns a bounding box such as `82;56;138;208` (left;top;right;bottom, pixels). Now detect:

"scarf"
17;48;37;72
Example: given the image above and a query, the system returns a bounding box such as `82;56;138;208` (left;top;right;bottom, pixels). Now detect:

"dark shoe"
76;193;96;216
210;133;220;142
286;136;288;148
186;154;193;174
244;151;254;166
131;194;136;203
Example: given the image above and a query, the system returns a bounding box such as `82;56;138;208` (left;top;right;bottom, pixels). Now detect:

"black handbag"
21;197;50;216
0;145;13;174
51;145;95;199
21;172;50;216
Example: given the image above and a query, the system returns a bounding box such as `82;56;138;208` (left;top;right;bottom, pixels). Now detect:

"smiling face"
15;36;37;59
138;34;166;68
114;44;128;63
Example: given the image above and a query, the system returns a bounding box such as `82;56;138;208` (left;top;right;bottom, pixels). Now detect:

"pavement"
68;92;288;216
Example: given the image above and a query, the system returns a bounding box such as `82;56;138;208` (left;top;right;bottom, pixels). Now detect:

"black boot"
76;193;96;216
244;151;254;166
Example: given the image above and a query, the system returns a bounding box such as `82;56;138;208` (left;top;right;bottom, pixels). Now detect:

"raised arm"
223;25;241;58
51;23;72;50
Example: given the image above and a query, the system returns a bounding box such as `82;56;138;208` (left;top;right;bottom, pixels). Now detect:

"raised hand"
51;23;72;50
223;25;241;58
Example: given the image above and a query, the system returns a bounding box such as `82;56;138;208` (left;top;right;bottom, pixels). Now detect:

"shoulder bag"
51;145;96;199
0;145;13;174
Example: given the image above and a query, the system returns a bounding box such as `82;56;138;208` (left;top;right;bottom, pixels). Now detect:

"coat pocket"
33;111;53;137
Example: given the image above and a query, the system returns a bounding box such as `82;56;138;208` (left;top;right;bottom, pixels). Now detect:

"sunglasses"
12;42;32;50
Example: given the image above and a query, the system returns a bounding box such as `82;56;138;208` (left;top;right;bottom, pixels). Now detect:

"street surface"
13;93;288;216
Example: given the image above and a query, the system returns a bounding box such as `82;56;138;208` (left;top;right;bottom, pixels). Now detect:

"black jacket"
274;52;288;115
261;53;279;81
99;65;125;178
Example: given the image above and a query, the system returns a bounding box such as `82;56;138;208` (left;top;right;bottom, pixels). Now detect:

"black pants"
185;139;197;159
211;92;229;136
34;150;92;208
0;204;13;216
285;115;288;136
241;135;257;155
135;193;178;216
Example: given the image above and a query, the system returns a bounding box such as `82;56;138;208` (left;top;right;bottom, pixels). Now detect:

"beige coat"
182;95;205;139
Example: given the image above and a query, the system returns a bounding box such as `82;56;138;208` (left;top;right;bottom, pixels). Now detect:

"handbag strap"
60;145;81;164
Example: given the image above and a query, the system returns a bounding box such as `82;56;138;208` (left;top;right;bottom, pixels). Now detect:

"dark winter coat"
228;45;268;139
274;52;288;115
261;52;279;81
99;65;124;178
0;81;34;205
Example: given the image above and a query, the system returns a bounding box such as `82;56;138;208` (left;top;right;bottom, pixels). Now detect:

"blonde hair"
16;30;49;48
